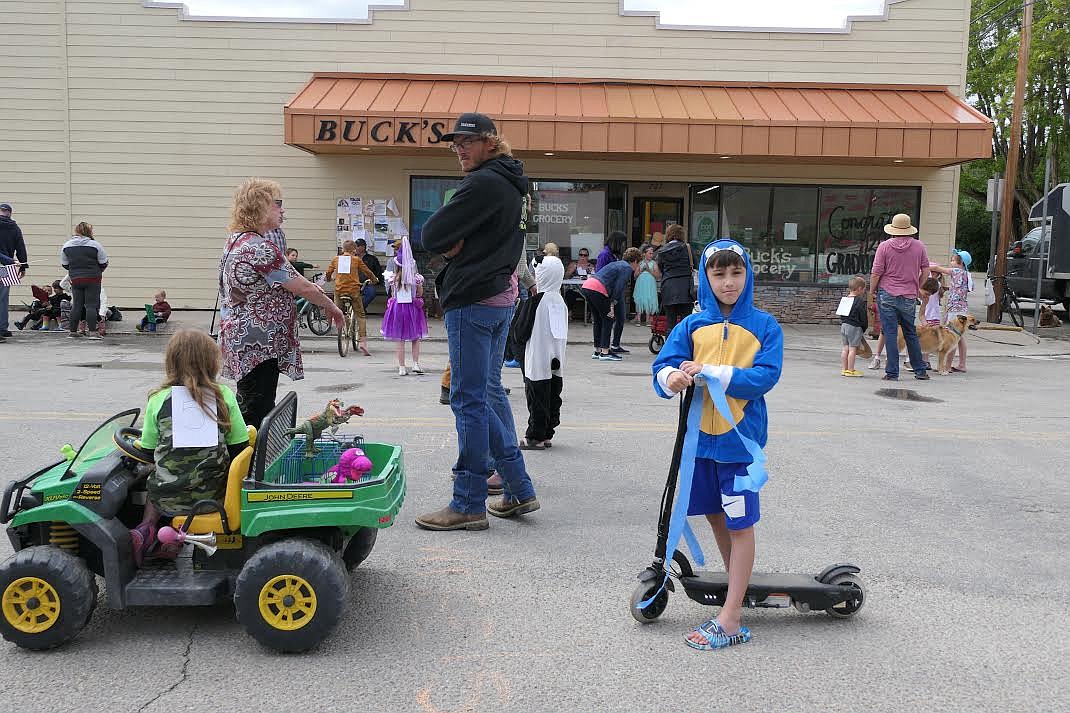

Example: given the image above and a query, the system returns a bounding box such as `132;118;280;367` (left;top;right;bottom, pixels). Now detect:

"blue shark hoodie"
651;239;784;464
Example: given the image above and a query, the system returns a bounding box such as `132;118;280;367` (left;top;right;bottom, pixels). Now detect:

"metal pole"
990;0;1033;323
988;173;1000;272
1032;147;1053;333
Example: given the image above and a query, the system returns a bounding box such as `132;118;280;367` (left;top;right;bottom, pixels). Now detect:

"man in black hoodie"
415;113;540;532
0;203;28;338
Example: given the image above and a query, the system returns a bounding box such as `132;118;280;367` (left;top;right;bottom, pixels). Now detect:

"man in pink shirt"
869;213;930;381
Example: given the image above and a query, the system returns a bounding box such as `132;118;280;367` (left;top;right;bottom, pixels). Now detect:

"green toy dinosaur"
284;399;365;456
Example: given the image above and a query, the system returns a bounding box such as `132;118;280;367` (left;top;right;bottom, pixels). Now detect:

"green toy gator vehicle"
0;391;405;652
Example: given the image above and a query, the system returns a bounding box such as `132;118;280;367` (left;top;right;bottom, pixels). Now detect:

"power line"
971;0;1038;42
970;0;1014;27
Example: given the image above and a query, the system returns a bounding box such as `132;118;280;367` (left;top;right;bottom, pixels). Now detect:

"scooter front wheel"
629;581;669;623
825;573;866;619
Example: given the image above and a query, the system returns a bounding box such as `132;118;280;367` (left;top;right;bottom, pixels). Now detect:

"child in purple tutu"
382;236;428;376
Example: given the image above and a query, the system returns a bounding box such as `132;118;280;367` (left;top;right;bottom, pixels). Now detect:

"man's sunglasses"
449;137;483;153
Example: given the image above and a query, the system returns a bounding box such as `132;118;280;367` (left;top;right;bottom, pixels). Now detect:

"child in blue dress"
632;244;660;324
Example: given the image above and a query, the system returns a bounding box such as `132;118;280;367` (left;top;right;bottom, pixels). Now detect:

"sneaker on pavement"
87;333;103;340
868;357;882;370
503;359;521;368
414;506;489;531
609;345;630;354
591;351;601;360
599;353;623;361
439;386;450;405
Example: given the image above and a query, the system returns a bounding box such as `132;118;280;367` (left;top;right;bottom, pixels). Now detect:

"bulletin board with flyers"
335;196;408;258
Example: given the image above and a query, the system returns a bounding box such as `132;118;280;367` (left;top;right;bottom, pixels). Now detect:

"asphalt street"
0;329;1066;713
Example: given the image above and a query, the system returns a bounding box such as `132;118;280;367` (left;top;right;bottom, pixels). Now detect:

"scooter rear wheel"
629;581;669;623
824;573;866;619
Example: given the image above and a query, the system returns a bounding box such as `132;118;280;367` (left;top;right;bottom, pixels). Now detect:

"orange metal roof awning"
284;74;992;167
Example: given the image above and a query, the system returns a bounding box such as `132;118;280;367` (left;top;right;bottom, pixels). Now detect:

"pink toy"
325;447;374;484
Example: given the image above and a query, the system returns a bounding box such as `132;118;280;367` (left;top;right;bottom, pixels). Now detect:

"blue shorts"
686;459;761;530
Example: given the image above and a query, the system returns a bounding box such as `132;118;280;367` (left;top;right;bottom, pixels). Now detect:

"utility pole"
989;0;1033;322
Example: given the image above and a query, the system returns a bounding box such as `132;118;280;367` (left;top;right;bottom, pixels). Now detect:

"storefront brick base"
754;285;845;324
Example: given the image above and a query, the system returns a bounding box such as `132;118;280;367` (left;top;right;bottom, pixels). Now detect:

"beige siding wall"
2;0;969;308
0;1;69;303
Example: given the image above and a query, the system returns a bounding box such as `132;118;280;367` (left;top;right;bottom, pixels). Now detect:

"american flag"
0;264;21;287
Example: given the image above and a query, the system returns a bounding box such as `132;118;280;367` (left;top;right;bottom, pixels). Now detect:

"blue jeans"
0;283;8;332
446;304;537;514
878;290;927;378
361;283;376;311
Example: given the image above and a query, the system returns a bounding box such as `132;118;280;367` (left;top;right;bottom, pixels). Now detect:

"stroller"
648;314;669;354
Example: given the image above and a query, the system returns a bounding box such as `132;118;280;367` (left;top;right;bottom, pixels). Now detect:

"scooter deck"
680;572;850;610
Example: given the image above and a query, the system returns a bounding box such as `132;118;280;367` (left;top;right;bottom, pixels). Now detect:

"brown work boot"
415;505;489;531
487;496;540;519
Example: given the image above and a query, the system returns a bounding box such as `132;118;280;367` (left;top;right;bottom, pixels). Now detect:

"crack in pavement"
136;623;196;713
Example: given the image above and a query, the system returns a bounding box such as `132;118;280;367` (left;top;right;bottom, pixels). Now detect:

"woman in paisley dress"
218;178;344;428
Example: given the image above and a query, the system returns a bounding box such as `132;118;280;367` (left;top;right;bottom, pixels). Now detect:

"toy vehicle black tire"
342;527;377;572
0;545;98;650
629;581;669;624
648;334;664;354
824;573;866;619
234;538;348;653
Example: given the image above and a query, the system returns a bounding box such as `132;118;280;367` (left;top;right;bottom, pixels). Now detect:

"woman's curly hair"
229;178;281;233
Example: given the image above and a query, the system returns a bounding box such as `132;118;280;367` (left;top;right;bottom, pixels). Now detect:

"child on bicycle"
128;329;251;565
652;239;783;650
326;240;379;356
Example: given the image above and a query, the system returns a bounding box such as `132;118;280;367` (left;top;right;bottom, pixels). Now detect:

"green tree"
960;0;1070;270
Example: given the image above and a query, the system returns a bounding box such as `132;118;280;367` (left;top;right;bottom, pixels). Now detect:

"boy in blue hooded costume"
651;239;784;650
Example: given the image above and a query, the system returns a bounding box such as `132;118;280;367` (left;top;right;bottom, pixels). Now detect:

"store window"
817;187;921;284
527;181;607;262
720;185;818;282
410;176;463;251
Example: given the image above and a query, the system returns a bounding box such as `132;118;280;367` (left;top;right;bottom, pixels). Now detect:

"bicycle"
296;274;333;336
336;296;358;357
991;275;1024;328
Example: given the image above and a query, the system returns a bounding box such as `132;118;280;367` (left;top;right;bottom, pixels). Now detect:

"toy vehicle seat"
171;426;256;535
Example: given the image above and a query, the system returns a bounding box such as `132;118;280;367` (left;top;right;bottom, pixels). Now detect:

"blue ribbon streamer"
639;373;769;608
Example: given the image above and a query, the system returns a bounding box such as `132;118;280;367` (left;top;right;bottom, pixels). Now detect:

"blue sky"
167;0;904;29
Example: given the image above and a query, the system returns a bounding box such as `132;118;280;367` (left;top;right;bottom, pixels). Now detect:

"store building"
3;0;991;321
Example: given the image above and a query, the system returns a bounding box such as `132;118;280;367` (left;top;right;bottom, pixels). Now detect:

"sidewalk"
9;302;1068;358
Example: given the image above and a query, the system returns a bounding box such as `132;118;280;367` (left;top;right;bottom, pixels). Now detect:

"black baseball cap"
441;112;496;143
0;203;11;212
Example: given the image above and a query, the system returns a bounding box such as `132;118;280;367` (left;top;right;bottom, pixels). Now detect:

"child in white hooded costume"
514;255;568;450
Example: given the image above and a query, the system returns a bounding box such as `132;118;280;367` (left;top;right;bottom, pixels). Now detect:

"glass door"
632;197;683;248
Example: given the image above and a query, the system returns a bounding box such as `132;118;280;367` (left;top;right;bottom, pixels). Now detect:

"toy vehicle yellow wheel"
257;574;318;631
234;538;347;652
0;546;98;650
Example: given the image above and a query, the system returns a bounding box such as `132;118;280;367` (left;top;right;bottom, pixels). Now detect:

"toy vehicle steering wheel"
113;427;154;464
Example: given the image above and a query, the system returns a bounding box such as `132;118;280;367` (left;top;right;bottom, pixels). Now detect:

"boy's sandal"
685;619;752;651
519;438;545;451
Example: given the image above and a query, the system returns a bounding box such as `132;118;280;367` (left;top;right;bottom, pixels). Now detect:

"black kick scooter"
630;384;866;623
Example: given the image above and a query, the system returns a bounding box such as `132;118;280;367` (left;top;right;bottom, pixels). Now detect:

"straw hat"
884;213;918;236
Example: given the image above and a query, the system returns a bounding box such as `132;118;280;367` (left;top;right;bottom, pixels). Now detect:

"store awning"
284;74;992;167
